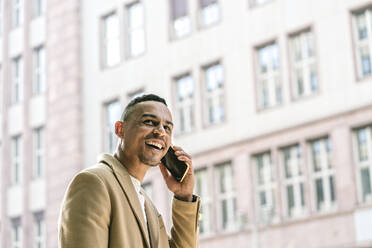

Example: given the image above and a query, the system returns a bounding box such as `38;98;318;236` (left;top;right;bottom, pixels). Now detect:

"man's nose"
153;125;166;136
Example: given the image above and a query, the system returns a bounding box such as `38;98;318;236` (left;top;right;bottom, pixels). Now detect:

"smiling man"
58;94;200;248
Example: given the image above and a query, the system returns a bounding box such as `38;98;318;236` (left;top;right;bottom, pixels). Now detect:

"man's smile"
145;139;165;151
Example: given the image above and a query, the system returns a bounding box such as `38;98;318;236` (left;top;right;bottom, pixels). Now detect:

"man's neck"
114;151;148;183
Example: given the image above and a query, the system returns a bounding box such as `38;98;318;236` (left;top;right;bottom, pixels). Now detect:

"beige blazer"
58;154;200;248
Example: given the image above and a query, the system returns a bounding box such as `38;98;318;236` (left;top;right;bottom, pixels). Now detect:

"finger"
159;163;170;180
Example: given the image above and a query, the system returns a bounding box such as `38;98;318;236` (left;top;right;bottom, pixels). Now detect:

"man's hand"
159;146;194;202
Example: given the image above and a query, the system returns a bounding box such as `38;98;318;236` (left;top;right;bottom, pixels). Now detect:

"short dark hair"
121;94;167;121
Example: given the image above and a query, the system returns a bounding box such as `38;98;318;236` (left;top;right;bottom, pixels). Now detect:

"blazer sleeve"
168;196;201;248
58;171;111;248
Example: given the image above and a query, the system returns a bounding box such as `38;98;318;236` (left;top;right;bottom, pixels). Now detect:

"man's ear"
115;121;124;138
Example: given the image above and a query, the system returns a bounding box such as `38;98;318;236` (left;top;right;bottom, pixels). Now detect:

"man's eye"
144;120;155;125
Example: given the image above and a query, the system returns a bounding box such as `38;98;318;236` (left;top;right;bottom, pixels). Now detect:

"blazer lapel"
143;191;160;248
98;154;151;248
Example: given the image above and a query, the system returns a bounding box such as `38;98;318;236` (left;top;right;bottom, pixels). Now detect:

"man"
58;94;200;248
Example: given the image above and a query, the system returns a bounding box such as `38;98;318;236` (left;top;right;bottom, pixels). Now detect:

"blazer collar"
98;153;151;248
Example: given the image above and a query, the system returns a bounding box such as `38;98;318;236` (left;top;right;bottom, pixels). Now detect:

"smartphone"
161;146;189;182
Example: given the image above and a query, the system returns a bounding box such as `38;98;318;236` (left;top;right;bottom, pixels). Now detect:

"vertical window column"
289;30;317;99
194;168;212;235
127;2;146;57
256;43;281;109
33;212;45;248
33;127;44;179
33;0;46;18
281;145;306;218
203;63;225;125
11;135;22;185
309;137;336;212
354;126;372;203
102;12;120;68
215;162;236;231
175;74;195;133
171;0;191;38
254;152;276;224
12;0;23;28
33;46;46;95
12;56;23;104
353;9;372;79
199;0;220;28
104;101;121;153
11;217;22;248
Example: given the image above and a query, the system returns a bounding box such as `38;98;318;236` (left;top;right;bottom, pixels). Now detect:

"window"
33;127;44;179
256;42;282;109
104;100;121;153
281;145;306;218
11;135;22;185
203;62;225;125
12;56;23;104
33;0;45;18
102;12;120;67
199;0;220;28
194;168;212;235
353;8;372;79
215;162;236;231
11;218;22;248
127;2;145;57
174;74;195;133
309;137;336;212
353;126;372;203
12;0;23;28
289;29;317;99
170;0;191;38
253;152;276;224
33;46;46;95
33;212;45;248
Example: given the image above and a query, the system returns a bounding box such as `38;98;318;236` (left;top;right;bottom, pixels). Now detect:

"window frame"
33;212;45;248
32;127;44;179
101;11;121;68
194;167;213;236
12;56;23;104
173;73;196;135
288;28;319;100
103;99;122;153
11;135;22;185
33;46;46;95
125;1;146;58
254;40;282;110
252;151;278;225
353;125;372;204
201;61;225;127
169;0;192;39
12;0;23;29
279;144;307;219
215;161;237;232
198;0;220;29
308;136;337;213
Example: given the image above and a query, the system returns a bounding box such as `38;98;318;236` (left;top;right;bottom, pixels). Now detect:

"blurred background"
1;0;372;247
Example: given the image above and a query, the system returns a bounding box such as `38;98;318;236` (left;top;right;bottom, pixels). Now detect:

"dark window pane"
316;179;324;210
361;168;372;202
172;0;188;19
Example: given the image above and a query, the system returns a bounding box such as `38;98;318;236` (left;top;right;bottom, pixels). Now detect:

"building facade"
0;0;372;247
82;0;372;247
0;0;83;247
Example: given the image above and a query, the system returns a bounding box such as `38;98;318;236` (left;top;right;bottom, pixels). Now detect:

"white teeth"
146;141;163;149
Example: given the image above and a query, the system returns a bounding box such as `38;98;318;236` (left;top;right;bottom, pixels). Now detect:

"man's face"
122;101;173;167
